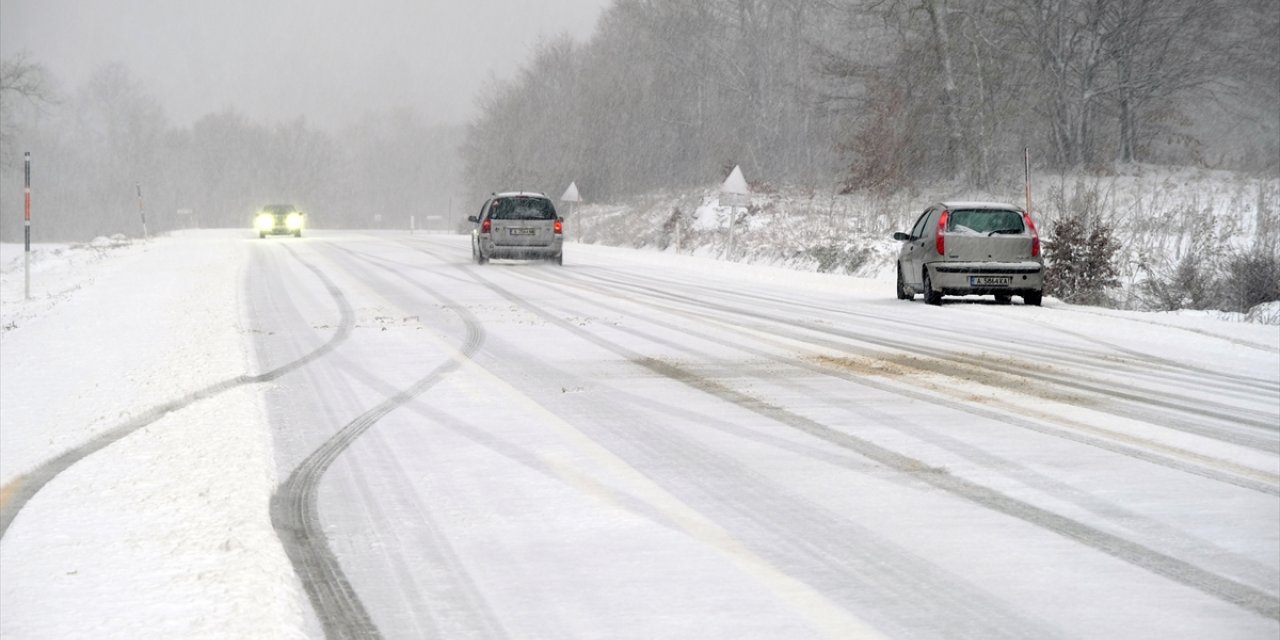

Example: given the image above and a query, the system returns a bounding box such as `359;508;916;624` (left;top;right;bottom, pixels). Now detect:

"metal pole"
24;152;31;300
136;183;148;239
727;206;737;260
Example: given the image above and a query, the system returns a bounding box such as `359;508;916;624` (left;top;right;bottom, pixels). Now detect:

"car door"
902;208;935;288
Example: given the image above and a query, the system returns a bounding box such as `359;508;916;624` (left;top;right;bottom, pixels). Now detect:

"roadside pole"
24;152;31;300
136;183;148;239
720;165;750;261
559;181;582;242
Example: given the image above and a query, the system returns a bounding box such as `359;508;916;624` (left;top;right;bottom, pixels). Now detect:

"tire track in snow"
446;253;1280;621
522;265;1279;495
570;268;1280;453
502;270;1280;595
0;243;354;540
268;242;487;640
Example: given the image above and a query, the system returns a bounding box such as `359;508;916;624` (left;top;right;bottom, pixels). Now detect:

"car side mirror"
893;232;912;242
467;215;480;224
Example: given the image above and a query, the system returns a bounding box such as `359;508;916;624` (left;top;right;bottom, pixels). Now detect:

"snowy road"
2;230;1277;639
249;232;1278;638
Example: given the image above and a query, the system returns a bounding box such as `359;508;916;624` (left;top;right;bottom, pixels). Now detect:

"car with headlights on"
893;201;1043;306
255;204;305;238
468;192;563;265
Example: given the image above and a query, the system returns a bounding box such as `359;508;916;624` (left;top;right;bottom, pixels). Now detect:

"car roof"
492;191;548;199
937;200;1022;211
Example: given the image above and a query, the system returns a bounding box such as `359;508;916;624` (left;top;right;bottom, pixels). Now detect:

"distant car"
468;192;563;265
893;201;1043;306
255;204;305;238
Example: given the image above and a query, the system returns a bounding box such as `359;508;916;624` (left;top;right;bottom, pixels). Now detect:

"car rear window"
947;209;1024;235
490;197;556;221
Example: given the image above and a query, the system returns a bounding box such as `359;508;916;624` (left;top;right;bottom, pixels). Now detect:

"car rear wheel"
1023;291;1042;306
896;264;913;300
923;270;942;306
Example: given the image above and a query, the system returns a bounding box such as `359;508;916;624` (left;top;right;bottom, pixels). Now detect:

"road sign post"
24;152;31;300
720;166;750;260
560;181;582;242
136;183;148;239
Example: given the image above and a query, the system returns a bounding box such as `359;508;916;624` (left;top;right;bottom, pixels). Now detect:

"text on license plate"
509;228;535;236
970;276;1012;286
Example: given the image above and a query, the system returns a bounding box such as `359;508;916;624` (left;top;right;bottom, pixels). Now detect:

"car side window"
479;199;491;220
909;209;932;239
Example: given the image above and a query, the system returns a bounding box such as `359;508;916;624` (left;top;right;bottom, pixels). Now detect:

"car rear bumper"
481;237;563;259
927;261;1043;295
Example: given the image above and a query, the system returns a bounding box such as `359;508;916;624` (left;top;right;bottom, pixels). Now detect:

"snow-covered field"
1;231;308;638
1;229;1277;639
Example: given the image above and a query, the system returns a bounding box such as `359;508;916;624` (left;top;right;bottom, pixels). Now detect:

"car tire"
552;253;563;266
1023;291;1042;306
994;293;1012;304
294;231;302;238
896;264;913;300
476;250;488;265
923;270;942;306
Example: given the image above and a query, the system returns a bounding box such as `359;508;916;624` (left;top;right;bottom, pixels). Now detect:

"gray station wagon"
893;201;1043;306
469;192;564;265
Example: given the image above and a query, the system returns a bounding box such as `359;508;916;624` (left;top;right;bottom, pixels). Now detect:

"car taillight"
481;219;491;234
935;210;949;255
553;218;563;234
1023;211;1040;257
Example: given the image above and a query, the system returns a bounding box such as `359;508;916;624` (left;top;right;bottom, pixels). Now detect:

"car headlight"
286;213;303;229
255;214;274;230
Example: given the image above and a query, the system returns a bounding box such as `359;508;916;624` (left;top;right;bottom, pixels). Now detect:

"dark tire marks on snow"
438;252;1280;622
269;243;487;640
0;244;354;540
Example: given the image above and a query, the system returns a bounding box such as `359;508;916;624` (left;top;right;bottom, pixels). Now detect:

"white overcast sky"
0;0;610;129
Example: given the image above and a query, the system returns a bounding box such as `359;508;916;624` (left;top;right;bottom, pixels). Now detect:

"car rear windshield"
490;197;556;221
947;209;1025;235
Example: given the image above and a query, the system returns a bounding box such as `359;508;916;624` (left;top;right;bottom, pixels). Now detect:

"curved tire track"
0;245;353;539
269;243;486;640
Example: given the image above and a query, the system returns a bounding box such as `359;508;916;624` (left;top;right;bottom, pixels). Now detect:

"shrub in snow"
1044;212;1120;305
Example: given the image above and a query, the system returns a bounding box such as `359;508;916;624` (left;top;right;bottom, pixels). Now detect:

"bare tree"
0;53;54;167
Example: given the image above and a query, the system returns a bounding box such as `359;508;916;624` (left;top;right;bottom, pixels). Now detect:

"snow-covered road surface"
2;230;1278;639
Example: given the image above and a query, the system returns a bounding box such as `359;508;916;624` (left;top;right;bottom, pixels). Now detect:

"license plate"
509;228;535;236
970;276;1012;286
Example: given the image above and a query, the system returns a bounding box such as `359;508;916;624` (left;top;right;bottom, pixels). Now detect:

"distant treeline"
0;62;464;242
463;0;1279;200
2;0;1276;242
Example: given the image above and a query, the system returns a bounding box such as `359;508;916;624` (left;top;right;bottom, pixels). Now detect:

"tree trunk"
925;0;963;180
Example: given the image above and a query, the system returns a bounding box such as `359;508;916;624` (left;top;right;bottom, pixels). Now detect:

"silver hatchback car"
469;192;564;265
893;201;1043;306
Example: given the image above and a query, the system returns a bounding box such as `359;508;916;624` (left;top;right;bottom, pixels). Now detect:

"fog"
1;0;1276;243
0;0;609;128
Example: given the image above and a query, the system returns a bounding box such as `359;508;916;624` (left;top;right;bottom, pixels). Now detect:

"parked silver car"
893;201;1043;306
469;192;564;265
